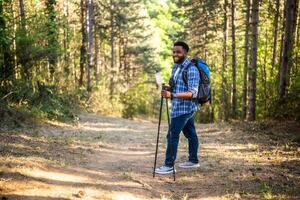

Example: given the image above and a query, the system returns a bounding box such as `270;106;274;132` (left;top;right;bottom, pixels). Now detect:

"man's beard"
174;57;185;64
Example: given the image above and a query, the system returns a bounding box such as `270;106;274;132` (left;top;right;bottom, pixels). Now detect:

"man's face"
172;46;187;64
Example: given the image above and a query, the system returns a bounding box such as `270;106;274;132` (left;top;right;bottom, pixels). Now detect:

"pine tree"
279;0;299;101
271;0;280;76
230;0;237;118
247;0;260;121
242;0;250;120
45;0;59;81
79;0;87;86
0;0;14;86
86;0;94;92
222;0;229;121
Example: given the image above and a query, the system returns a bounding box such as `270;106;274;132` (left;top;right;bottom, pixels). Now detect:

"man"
155;41;200;175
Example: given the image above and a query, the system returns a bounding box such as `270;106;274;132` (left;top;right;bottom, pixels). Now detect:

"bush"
268;76;300;121
121;83;156;119
0;80;79;125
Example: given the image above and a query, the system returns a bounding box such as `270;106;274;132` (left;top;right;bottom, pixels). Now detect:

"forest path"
0;112;299;200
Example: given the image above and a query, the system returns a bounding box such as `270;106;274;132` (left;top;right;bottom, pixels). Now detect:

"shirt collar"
181;58;190;68
173;58;190;68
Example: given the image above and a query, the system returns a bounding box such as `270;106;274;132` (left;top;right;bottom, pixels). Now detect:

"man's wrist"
171;93;177;98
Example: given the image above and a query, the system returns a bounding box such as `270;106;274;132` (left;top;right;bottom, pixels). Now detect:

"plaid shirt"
170;58;200;118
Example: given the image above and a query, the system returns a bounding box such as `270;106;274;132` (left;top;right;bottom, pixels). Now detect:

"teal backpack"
182;58;211;105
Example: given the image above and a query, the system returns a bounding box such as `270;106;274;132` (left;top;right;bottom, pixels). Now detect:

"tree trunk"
118;33;121;73
94;30;99;84
271;0;280;76
63;0;70;75
18;0;26;31
221;0;229;121
86;0;93;92
278;0;286;79
109;0;115;98
0;0;14;85
242;0;250;120
295;3;300;74
231;0;237;119
279;0;299;101
45;0;58;82
247;0;259;121
18;0;30;80
203;7;208;61
287;0;299;84
79;0;87;86
263;29;268;114
123;38;129;83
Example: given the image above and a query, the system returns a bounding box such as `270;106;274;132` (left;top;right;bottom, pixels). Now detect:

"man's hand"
162;85;171;92
161;90;171;98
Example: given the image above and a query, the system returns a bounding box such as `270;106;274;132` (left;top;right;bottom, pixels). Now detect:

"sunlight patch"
112;192;139;200
22;168;90;183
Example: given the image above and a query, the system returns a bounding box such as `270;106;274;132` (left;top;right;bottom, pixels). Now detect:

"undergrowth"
0;80;80;128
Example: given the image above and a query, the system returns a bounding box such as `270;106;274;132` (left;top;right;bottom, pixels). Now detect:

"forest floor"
0;112;299;200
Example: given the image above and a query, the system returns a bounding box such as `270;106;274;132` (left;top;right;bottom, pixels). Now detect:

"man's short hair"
174;41;189;53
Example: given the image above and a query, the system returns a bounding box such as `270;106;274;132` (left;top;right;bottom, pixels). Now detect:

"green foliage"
78;85;123;116
121;79;156;119
1;0;299;124
33;84;77;121
145;0;185;81
121;88;140;119
195;105;214;123
268;74;300;121
260;182;275;200
1;81;79;123
0;0;14;82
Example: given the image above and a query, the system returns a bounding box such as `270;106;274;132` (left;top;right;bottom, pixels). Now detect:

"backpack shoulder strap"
182;62;194;85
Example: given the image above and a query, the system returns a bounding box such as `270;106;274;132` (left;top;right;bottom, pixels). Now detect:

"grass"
0;81;82;132
64;136;75;146
122;172;134;181
160;195;173;200
260;182;274;199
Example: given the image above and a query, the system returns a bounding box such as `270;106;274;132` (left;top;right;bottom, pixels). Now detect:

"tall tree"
271;0;280;76
288;0;299;84
221;0;229;121
86;0;94;92
296;2;300;74
79;0;87;86
0;0;13;86
63;0;70;75
231;0;237;118
278;0;286;74
109;0;115;98
279;0;299;101
247;0;259;121
94;29;99;84
17;0;29;79
45;0;59;81
18;0;26;33
262;27;268;113
242;0;250;120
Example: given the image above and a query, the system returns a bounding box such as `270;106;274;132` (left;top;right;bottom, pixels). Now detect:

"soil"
0;112;299;200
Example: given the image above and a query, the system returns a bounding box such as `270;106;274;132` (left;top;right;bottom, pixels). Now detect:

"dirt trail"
0;112;299;200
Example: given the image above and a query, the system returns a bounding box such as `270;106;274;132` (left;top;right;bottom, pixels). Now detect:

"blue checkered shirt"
170;58;200;118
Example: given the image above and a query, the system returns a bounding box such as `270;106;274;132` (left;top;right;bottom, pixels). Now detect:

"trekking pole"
165;98;176;181
153;95;164;178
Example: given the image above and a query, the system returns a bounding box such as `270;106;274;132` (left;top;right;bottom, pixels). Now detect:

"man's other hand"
161;90;171;98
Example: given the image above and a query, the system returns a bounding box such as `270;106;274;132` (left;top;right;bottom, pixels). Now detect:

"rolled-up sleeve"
187;66;200;98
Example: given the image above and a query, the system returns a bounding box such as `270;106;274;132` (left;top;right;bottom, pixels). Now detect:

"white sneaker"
178;161;200;169
155;166;176;175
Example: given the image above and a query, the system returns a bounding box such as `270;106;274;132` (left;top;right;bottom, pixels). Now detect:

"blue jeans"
165;112;199;167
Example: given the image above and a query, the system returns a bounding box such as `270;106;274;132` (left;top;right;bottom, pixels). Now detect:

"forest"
1;0;299;123
0;0;300;199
